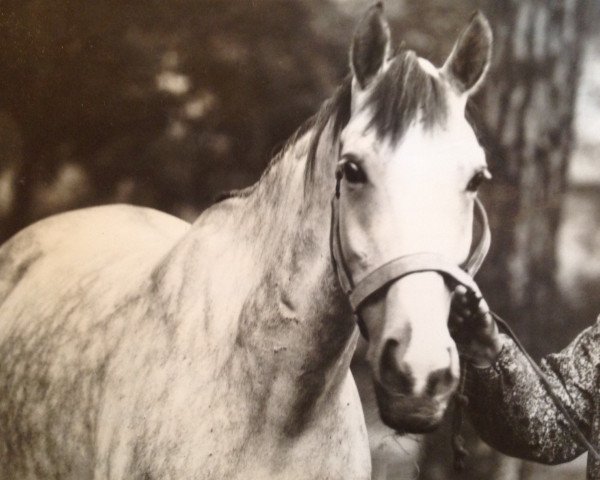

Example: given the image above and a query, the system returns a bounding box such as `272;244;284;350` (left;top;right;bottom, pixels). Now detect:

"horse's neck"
154;125;357;434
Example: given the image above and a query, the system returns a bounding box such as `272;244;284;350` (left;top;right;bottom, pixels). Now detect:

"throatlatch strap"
463;197;490;276
330;195;354;296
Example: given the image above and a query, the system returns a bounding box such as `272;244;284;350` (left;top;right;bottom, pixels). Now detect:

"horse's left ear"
442;11;493;95
350;2;391;90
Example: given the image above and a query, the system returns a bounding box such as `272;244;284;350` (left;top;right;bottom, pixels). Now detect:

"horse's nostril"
425;367;456;397
379;341;458;398
379;339;414;395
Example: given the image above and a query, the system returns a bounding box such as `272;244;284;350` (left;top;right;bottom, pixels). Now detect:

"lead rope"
451;200;489;471
451;307;472;471
451;359;470;471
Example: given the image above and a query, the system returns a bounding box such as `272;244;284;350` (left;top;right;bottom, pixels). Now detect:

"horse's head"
336;6;492;433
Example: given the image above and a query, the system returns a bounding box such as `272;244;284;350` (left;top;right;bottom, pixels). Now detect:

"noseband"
329;172;491;327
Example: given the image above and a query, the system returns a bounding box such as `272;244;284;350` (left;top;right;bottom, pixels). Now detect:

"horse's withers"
338;7;493;433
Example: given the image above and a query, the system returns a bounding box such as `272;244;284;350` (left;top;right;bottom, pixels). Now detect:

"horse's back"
0;204;188;303
0;205;189;479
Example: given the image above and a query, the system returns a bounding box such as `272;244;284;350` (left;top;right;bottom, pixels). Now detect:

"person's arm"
466;326;598;463
450;288;598;464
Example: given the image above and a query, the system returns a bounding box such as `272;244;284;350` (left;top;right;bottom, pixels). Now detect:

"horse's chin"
373;381;448;433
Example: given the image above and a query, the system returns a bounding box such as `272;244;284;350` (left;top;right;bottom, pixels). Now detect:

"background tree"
0;0;348;241
478;0;591;358
0;0;174;236
421;1;593;479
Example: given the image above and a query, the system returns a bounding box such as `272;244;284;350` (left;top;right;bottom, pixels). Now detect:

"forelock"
364;50;448;144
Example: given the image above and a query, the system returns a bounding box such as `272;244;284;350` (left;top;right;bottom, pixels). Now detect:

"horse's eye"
466;168;492;192
342;158;367;184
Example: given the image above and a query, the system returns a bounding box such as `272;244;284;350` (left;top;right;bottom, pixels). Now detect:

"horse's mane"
216;49;449;202
213;79;352;203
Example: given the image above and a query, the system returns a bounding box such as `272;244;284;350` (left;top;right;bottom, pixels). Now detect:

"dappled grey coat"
467;317;600;479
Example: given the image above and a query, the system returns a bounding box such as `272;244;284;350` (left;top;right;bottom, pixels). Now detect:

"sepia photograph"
0;1;598;479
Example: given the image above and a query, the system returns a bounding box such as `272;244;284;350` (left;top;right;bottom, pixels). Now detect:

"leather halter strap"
330;192;490;314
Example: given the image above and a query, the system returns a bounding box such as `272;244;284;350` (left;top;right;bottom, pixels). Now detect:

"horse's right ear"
442;11;493;95
350;2;391;90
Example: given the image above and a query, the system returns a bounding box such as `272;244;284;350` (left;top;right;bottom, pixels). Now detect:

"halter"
329;169;600;467
329;172;491;328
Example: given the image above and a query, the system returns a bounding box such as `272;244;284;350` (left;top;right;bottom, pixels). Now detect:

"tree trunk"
420;1;590;479
478;0;589;358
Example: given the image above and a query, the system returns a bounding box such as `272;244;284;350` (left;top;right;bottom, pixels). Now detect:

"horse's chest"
111;428;370;480
95;371;370;480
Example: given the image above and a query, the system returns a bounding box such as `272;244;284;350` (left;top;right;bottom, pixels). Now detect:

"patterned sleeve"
465;317;600;464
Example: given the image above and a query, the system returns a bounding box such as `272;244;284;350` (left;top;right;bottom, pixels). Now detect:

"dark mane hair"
366;51;447;143
216;49;448;202
304;50;448;183
214;76;352;202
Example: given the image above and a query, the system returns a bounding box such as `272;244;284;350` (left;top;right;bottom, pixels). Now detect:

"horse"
0;5;492;479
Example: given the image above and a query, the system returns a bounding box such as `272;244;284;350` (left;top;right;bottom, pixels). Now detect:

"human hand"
448;285;502;367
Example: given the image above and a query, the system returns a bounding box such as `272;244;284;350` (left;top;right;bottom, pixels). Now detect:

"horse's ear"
442;11;492;95
350;2;391;90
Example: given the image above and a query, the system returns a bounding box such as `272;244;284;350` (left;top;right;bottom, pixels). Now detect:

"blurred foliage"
0;0;491;235
0;0;488;235
0;0;354;233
